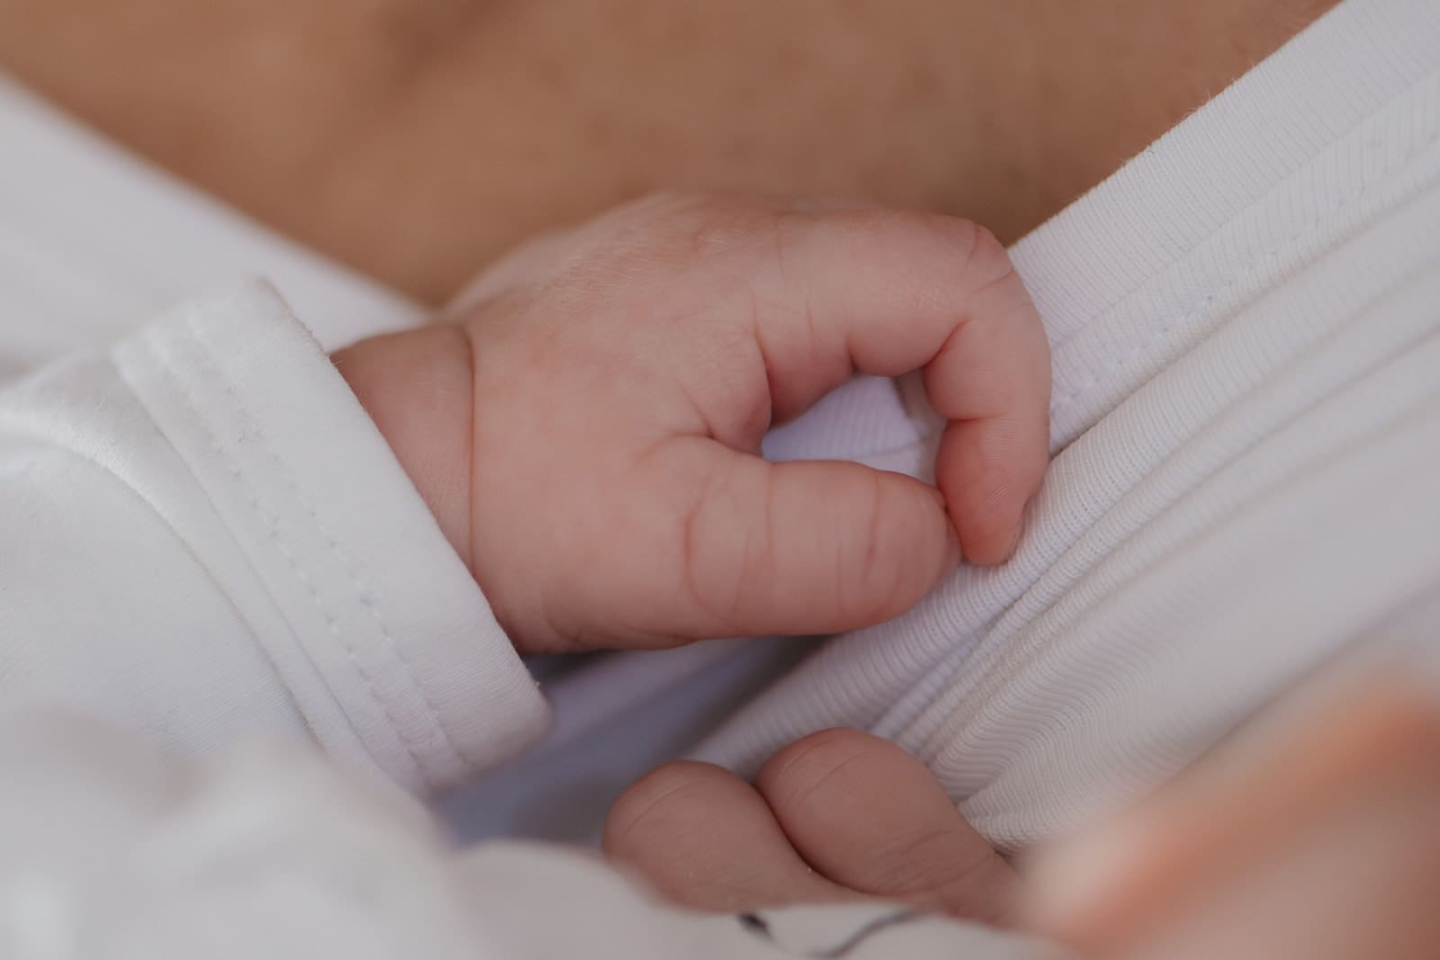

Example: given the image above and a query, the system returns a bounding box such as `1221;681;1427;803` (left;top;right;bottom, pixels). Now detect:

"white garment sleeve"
0;280;550;794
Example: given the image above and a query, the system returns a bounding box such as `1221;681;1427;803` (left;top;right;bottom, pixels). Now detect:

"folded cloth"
696;0;1440;849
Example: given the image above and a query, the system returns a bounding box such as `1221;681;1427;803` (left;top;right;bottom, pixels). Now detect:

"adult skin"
0;0;1338;303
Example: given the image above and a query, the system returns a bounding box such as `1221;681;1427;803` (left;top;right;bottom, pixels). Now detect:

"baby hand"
605;728;1022;921
336;195;1050;655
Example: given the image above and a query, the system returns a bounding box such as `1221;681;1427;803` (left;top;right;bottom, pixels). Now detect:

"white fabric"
451;0;1440;842
0;72;426;373
0;718;1053;960
698;0;1440;848
0;0;1436;952
0;0;1435;896
0;282;548;793
0;70;802;841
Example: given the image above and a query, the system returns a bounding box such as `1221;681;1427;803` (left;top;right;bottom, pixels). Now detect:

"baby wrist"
332;324;477;573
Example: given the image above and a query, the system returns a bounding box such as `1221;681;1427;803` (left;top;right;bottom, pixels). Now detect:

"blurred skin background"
0;0;1335;303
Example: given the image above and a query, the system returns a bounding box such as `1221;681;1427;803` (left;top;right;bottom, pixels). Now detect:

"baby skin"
332;192;1049;913
606;727;1023;922
336;195;1440;954
335;193;1052;655
607;684;1440;960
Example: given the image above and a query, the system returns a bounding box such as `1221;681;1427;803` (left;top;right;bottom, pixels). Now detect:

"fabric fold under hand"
693;0;1440;850
113;282;549;793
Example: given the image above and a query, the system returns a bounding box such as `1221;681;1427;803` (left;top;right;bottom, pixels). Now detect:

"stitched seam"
182;316;471;774
170;317;470;780
1050;108;1440;417
755;80;1440;478
1043;67;1440;357
1;396;345;721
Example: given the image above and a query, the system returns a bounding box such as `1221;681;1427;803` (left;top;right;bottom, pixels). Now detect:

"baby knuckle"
873;209;983;262
757;728;882;811
839;479;927;623
962;226;1025;302
605;761;732;852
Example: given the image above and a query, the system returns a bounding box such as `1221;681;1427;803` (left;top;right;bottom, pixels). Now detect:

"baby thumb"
676;444;961;637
